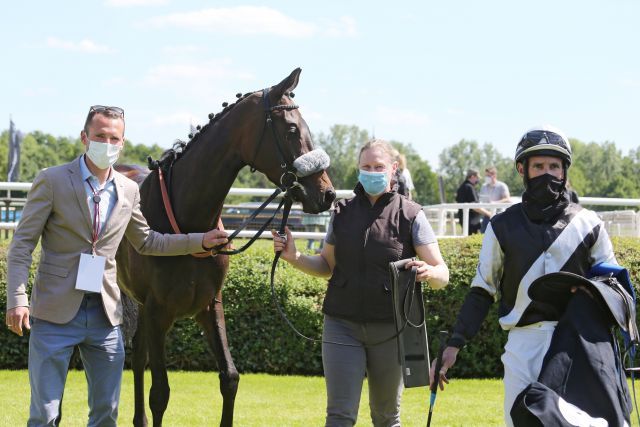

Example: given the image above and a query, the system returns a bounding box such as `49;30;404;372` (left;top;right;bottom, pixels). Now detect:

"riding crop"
427;331;449;427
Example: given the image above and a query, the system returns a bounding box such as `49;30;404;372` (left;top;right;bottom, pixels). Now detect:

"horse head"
239;68;336;214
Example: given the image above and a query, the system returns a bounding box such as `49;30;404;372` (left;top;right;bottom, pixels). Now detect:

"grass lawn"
0;370;505;426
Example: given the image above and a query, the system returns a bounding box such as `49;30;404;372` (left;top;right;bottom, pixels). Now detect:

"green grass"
0;370;506;426
3;370;639;426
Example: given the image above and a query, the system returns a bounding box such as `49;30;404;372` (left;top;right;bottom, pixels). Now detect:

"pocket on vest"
328;274;347;288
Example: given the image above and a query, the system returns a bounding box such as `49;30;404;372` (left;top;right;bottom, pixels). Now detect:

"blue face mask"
358;169;388;196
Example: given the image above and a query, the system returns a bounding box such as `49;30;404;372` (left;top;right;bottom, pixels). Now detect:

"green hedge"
2;237;639;378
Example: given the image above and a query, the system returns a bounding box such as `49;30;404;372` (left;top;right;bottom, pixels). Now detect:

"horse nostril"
325;189;336;204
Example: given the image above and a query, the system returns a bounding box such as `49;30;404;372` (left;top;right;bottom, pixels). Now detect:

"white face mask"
86;140;121;169
484;176;492;185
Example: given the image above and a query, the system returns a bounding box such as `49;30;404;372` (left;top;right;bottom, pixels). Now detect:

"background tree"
438;140;520;202
120;140;165;167
3;126;640;210
314;124;368;190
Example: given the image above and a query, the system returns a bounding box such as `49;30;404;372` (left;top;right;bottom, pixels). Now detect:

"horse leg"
132;305;149;427
195;291;239;427
144;299;175;427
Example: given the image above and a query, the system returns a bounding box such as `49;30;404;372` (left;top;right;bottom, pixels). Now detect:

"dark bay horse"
115;68;335;426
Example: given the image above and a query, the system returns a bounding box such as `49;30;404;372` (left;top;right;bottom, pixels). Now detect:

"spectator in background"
390;149;407;197
479;166;511;232
455;169;492;234
397;153;415;200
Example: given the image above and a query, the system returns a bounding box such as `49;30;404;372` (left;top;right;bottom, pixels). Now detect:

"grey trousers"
28;293;125;427
322;315;403;427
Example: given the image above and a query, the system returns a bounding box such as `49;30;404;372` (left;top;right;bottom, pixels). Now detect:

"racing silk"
473;202;617;330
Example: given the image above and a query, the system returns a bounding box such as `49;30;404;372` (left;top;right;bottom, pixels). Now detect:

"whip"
427;331;448;427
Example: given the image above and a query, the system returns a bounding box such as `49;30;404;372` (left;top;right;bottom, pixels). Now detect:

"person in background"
397;153;415;200
392;150;409;198
455;169;492;234
272;138;449;426
5;105;229;426
479;165;511;232
431;125;616;426
393;152;415;200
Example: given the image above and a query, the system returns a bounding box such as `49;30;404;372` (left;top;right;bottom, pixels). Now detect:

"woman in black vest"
272;139;449;426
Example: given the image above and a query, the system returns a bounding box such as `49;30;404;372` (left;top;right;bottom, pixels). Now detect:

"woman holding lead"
272;139;449;427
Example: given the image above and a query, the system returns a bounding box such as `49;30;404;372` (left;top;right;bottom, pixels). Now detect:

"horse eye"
289;125;297;133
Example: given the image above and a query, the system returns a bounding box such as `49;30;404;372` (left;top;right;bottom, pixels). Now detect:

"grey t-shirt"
479;180;509;202
325;210;437;247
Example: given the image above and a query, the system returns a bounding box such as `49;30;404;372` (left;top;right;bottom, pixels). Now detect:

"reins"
268;246;421;348
157;167;289;257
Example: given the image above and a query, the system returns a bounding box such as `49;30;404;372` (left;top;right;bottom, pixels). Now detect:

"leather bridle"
158;87;301;257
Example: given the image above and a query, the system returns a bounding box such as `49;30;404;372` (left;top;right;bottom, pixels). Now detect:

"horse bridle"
158;87;310;257
250;87;302;191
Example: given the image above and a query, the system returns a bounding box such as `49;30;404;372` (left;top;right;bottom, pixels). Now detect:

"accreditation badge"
75;253;106;293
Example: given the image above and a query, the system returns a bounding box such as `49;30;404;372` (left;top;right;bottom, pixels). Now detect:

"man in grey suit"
5;105;229;426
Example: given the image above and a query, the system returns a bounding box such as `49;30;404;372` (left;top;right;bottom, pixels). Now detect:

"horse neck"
169;124;244;231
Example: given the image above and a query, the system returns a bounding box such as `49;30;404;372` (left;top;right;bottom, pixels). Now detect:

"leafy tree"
572;140;625;197
314;124;369;190
3;126;640;211
438;140;519;201
120;140;165;167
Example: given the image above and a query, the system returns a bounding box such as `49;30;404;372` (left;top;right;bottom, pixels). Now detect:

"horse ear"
271;68;301;99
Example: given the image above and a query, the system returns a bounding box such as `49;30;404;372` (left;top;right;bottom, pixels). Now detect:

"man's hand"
429;346;459;391
202;229;229;250
6;307;31;336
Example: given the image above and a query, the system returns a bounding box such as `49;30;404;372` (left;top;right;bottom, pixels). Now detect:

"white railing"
0;182;353;240
426;197;640;237
3;181;640;239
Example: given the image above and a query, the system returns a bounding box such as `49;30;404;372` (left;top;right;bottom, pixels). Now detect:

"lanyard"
86;179;105;254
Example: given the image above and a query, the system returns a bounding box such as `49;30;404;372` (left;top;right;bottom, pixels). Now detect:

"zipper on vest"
363;227;370;247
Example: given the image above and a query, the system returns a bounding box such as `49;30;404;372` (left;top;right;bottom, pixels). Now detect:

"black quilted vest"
322;183;423;322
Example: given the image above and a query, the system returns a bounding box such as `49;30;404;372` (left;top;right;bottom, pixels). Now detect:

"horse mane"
147;92;255;173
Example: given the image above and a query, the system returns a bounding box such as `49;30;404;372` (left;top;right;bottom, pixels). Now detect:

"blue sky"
2;0;639;169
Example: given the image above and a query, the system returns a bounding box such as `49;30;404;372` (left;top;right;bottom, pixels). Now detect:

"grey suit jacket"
7;156;205;326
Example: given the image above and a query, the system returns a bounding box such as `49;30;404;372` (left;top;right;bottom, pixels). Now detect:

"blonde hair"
358;139;396;164
398;154;407;170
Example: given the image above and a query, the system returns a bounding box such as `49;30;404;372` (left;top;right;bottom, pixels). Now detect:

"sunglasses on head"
89;105;125;118
518;130;568;151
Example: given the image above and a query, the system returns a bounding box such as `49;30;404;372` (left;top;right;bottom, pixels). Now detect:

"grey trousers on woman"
322;315;403;427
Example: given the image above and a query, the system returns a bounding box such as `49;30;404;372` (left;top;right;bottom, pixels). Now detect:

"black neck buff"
522;173;569;222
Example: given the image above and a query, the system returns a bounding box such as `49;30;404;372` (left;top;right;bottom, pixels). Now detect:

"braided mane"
147;91;255;173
